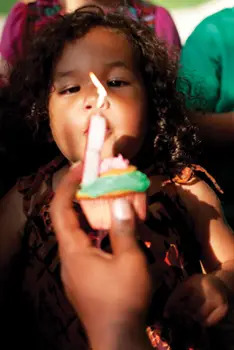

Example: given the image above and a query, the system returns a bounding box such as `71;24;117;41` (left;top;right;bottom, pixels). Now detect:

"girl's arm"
0;186;26;301
163;179;234;326
177;178;234;292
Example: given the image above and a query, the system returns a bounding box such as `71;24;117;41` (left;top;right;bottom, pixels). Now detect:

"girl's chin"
67;153;114;164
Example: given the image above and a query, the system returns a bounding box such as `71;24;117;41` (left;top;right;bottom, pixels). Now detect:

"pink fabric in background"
0;2;28;64
155;6;181;49
0;1;181;67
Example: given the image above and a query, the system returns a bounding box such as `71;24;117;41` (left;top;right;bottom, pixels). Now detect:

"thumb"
50;162;90;255
110;198;139;256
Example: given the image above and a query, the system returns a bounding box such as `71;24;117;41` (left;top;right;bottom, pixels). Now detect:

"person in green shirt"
178;7;234;228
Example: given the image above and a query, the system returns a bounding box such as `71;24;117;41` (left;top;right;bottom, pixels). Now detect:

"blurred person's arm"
191;111;234;146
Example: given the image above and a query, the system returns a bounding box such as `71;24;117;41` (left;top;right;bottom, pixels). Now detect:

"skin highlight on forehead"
53;26;140;84
54;61;129;82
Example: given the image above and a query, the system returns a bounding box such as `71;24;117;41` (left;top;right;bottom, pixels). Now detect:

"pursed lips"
84;126;112;138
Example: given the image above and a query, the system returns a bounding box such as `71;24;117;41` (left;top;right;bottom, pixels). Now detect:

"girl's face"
49;26;148;163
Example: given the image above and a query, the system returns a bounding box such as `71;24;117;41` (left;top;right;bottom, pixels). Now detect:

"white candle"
81;73;107;185
82;115;106;185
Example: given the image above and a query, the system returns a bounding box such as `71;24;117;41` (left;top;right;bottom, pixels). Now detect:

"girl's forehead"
54;26;137;74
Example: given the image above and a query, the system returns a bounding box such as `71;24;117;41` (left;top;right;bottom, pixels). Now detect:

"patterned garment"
0;0;180;67
27;0;180;44
14;156;210;350
28;0;157;32
129;0;156;27
27;0;61;32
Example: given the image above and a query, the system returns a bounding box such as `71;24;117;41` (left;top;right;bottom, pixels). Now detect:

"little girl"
0;0;180;79
0;7;233;350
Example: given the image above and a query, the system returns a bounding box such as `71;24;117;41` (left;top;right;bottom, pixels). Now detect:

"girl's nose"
83;89;110;111
84;94;96;110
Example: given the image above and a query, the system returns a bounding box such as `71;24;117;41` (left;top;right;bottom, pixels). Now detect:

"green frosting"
78;170;150;198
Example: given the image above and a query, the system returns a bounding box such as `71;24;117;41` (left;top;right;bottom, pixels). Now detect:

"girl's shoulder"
149;165;223;221
167;165;223;211
148;173;191;225
173;174;224;237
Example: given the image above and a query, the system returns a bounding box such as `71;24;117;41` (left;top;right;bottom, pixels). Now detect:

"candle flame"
89;72;107;108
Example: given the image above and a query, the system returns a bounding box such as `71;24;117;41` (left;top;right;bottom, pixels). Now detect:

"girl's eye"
107;80;130;88
59;86;80;95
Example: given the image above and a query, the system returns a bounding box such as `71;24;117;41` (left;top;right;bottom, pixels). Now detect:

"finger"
133;193;147;221
201;303;228;327
110;198;139;256
50;162;91;253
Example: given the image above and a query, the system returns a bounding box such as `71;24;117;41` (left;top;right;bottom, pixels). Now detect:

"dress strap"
163;164;223;194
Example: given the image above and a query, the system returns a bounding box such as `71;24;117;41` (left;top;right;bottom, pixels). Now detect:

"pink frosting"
99;155;129;174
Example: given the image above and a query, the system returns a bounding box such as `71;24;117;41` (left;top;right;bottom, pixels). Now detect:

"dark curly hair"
3;6;199;177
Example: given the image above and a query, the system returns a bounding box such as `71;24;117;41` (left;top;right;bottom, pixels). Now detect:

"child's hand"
164;274;228;327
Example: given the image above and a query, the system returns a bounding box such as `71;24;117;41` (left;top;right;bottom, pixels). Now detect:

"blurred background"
0;0;232;44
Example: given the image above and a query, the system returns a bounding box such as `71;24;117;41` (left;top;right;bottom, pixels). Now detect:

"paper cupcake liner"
79;192;147;230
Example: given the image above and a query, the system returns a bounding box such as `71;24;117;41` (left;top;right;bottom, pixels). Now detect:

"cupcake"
76;155;150;230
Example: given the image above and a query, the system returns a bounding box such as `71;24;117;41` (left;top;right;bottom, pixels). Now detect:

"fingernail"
112;198;132;221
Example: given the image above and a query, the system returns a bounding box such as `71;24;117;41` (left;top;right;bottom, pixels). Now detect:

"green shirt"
178;8;234;226
178;8;234;113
